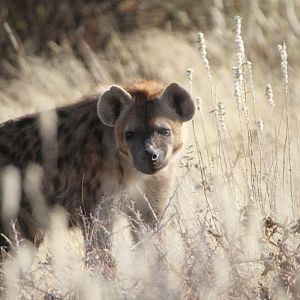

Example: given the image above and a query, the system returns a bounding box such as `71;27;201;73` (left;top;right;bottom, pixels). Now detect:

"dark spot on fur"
58;122;68;134
21;138;29;149
88;118;98;130
32;138;40;149
30;127;39;139
18;128;28;138
81;135;89;148
73;156;81;171
0;144;10;156
12;138;19;149
23;150;32;162
58;154;73;168
64;133;72;145
57;110;69;119
35;148;42;162
58;156;63;168
85;184;93;197
15;117;35;129
101;143;109;158
61;154;71;168
65;155;72;165
77;113;88;127
11;150;20;162
90;167;97;178
54;177;60;190
93;128;102;142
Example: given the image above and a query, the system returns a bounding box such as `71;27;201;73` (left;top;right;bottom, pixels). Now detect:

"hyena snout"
135;145;166;174
145;147;159;162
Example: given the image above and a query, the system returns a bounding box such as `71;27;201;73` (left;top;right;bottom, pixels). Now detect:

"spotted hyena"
0;80;195;255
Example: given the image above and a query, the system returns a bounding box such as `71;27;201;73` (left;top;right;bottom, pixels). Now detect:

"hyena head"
97;82;195;175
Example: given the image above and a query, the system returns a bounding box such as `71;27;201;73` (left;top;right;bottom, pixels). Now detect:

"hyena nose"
145;149;159;162
151;152;159;161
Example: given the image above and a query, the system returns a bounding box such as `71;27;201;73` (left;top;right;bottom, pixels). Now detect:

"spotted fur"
0;80;195;254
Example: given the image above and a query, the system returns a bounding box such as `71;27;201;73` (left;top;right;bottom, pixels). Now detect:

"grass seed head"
265;84;275;107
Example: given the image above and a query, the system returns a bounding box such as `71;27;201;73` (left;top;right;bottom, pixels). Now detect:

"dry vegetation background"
1;0;300;299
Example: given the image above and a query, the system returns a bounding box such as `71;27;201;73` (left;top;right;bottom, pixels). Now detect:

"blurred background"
2;0;300;66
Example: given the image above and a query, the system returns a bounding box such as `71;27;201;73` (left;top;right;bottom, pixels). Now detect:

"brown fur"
124;80;165;101
0;80;195;255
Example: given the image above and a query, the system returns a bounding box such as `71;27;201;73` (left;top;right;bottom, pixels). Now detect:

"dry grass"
1;7;300;299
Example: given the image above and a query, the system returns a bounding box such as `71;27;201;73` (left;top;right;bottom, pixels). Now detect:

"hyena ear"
160;83;195;122
97;85;133;127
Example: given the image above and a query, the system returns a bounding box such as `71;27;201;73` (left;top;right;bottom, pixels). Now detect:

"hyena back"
0;80;195;253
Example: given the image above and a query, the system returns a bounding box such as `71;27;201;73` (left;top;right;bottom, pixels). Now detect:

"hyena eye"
157;128;171;136
125;131;135;140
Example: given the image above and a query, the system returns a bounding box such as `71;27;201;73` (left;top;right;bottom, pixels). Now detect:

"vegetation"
0;1;300;299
